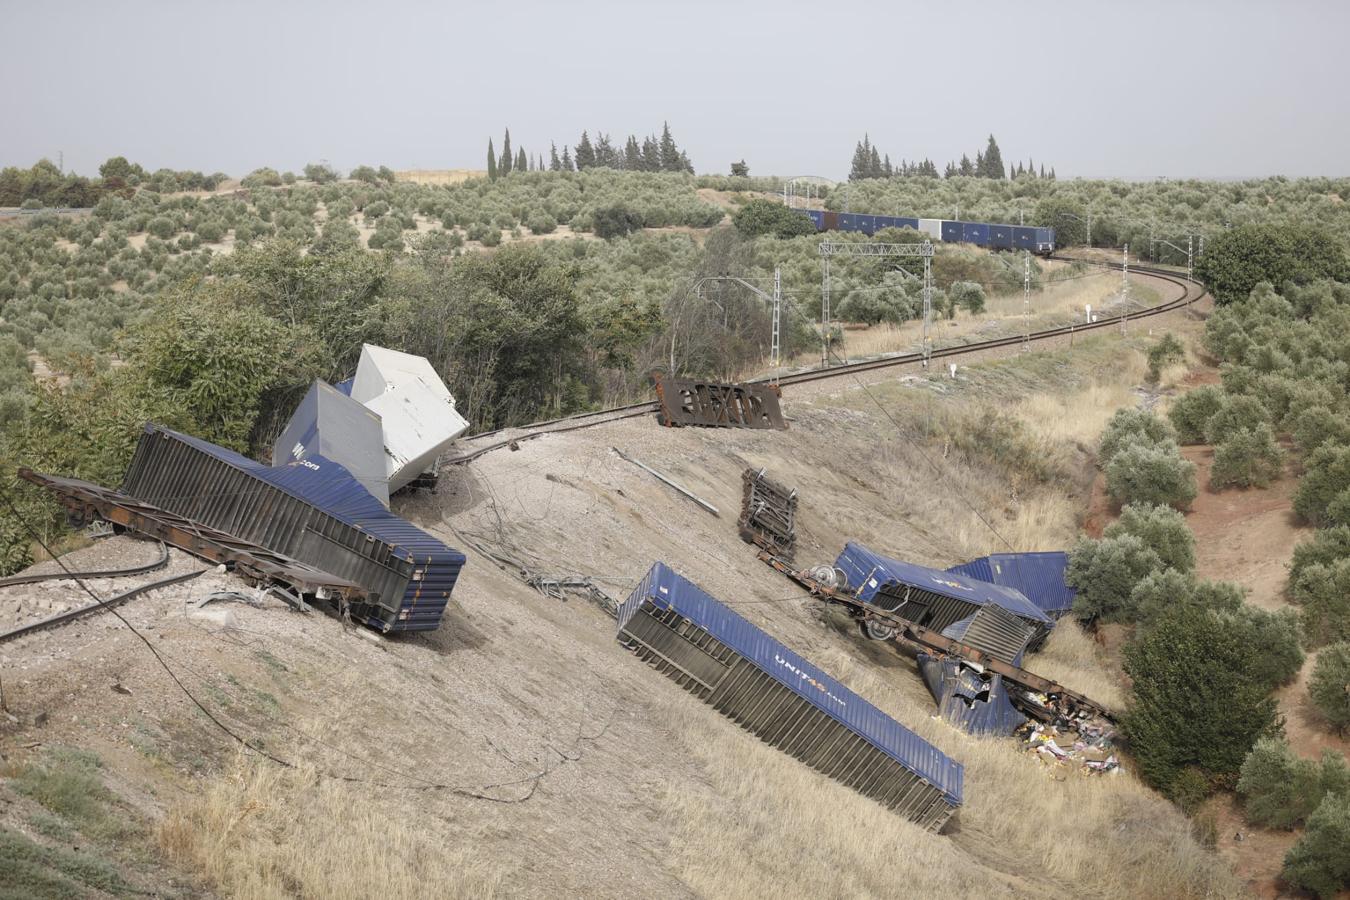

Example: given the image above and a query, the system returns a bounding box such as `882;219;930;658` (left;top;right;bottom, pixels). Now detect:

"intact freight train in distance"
802;209;1056;255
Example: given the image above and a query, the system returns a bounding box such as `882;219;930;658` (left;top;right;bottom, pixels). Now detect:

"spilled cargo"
617;562;962;830
122;424;466;633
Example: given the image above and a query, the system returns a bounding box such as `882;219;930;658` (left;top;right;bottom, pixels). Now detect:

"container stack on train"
801;209;1054;254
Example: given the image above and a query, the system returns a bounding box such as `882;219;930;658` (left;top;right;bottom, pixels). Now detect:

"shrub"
1294;408;1350;454
731;199;815;238
1130;570;1245;626
1105;502;1195;572
1290;526;1350;588
195;220;225;242
241;167;282;188
527;212;557;235
1147;332;1185;382
1308;643;1350;731
1168;385;1224;444
1203;393;1271;445
1293;559;1350;647
1235;605;1305;688
1066;533;1162;624
146;216;175;239
1295;444;1350;525
303;163;337;184
1281;793;1350;898
1098;408;1176;466
1124;604;1281;792
1194;224;1350;305
363;200;390;221
949;281;986;315
1106;439;1198;509
1210;424;1284;489
478;227;501;248
592;204;643;239
1238;738;1349;830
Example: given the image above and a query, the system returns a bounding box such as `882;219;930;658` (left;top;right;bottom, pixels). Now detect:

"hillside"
0;292;1247;899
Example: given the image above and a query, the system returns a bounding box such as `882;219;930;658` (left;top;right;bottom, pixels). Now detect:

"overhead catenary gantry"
692;270;783;371
818;241;935;367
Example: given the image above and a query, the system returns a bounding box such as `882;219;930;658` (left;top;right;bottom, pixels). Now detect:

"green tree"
515;147;527;174
549;143;561;171
1168;385;1225;444
575;131;595;170
979;134;1005;179
1295;443;1350;526
1203;393;1271;445
487;138;498;181
1066;533;1162;624
500;128;513;175
1146;333;1185;382
1124;604;1281;794
1291;526;1350;588
1129;569;1244;626
730;160;749;177
1105;502;1195;572
1292;559;1350;648
731;199;816;239
1238;737;1349;829
1099;408;1176;466
1106;439;1197;509
659;122;680;172
1308;642;1350;732
1282;793;1350;898
1195;225;1350;304
303;162;337;184
1211;424;1284;489
591;204;643;239
949;281;986;315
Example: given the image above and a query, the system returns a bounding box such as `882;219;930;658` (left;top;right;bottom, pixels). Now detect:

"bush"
1291;526;1350;589
1309;643;1350;731
1124;604;1281;791
731;199;816;238
1147;332;1185;382
1105;502;1195;572
146;216;175;240
195;220;225;242
1304;568;1350;653
1065;533;1162;624
1236;605;1305;688
1203;393;1271;445
1098;408;1176;466
1295;444;1350;526
527;212;557;235
1106;439;1198;509
1130;570;1245;626
592;204;644;239
1194;224;1350;305
363;200;390;221
1238;738;1349;830
1282;793;1350;898
241;167;282;188
949;281;986;315
1294;407;1350;454
1210;424;1284;489
1168;385;1224;444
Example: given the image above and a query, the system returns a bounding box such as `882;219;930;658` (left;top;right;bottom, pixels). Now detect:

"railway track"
444;258;1205;465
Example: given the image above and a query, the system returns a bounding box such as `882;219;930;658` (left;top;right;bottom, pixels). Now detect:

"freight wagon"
122;424;466;633
801;208;1054;254
834;543;1054;647
617;562;963;830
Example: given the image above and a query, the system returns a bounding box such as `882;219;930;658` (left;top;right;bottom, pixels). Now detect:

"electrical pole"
821;255;831;367
1121;244;1129;335
771;266;781;371
1187;234;1194;282
1022;250;1031;352
922;251;933;366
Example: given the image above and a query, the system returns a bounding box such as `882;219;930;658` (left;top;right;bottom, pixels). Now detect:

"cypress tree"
575;131;595;170
958;154;974;176
678;150;692;174
642;136;660;171
487;137;498;181
516;147;527;172
944;161;957;178
849;140;868;182
624;135;641;170
1049;166;1056;180
500;128;513;175
549;143;561;171
561;145;573;171
981;134;1005;179
659;122;680;171
594;133;616;168
883;154;893;177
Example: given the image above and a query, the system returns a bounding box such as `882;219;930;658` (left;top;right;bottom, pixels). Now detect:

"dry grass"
393;169;484;185
1031;619;1127;711
158;754;507;899
662;648;1242;900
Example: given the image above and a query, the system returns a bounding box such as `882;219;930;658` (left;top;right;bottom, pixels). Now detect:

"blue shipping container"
989;224;1014;250
838;213;857;231
893;217;920;231
805;209;825;230
962;222;990;245
618;562;963;820
856;214;876;235
123;424;466;632
835;542;1053;634
947;552;1077;619
1036;227;1056;251
1012;226;1038;250
940;220;962;242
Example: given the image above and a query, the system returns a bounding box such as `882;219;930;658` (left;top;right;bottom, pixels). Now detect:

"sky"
2;0;1346;181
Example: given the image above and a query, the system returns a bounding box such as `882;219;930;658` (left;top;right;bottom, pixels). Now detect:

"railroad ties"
738;468;798;561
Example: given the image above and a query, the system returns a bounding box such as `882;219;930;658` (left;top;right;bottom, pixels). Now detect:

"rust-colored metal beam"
757;551;1117;722
654;374;787;430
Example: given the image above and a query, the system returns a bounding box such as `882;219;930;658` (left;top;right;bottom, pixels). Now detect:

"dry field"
393;169;485;186
0;302;1240;898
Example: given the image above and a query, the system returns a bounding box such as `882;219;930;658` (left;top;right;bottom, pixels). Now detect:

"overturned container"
123;424;466;632
835;542;1054;647
274;379;390;506
617;562;962;831
946;551;1077;621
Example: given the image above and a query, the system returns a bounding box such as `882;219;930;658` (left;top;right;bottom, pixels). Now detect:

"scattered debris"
1016;716;1119;776
737;468;797;561
611;447;719;516
653;374;787;430
195;590;266;610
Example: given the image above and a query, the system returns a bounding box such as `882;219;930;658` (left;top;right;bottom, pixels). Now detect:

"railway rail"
443;258;1205;465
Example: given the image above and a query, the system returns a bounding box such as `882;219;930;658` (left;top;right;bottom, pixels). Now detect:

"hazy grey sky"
3;0;1346;180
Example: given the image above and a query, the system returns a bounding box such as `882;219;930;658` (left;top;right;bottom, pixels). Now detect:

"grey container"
617;563;962;831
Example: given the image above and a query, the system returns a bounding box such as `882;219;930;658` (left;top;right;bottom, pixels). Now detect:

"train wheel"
861;617;896;641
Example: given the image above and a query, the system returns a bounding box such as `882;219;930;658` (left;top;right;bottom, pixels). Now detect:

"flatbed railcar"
801;208;1055;254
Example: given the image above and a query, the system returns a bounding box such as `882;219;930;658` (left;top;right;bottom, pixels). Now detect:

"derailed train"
802;208;1056;254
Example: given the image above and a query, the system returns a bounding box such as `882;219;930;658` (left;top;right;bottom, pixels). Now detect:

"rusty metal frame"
738;468;797;561
653;375;787;430
19;469;366;602
756;551;1116;723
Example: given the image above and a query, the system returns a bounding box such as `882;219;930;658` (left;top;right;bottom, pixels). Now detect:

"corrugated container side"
805;209;825;230
989;225;1013;249
855;214;875;235
617;563;962;828
838;213;856;232
941;220;963;242
947;552;1076;619
122;424;465;632
894;217;920;230
1012;226;1037;250
822;210;839;231
961;222;990;245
